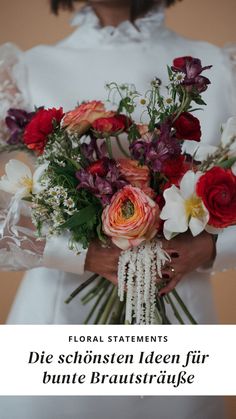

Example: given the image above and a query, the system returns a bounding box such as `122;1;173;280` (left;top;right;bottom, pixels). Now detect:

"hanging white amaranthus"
118;239;171;325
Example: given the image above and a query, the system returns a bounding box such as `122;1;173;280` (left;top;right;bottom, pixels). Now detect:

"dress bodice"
18;5;234;151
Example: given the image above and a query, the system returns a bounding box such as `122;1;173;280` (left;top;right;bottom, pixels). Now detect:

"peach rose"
63;101;114;136
118;159;155;198
102;185;160;250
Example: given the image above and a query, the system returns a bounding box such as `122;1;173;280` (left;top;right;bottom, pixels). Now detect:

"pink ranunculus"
62;101;114;136
118;159;155;198
102;185;160;250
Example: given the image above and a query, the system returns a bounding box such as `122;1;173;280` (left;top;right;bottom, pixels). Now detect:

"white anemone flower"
221;116;236;156
160;170;209;240
232;161;236;176
0;159;48;198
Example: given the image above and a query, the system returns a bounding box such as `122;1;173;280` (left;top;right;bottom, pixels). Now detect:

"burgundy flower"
129;139;149;162
162;155;188;185
130;122;181;172
76;159;127;206
146;123;181;171
80;139;108;162
172;56;212;93
5;108;35;145
173;112;202;141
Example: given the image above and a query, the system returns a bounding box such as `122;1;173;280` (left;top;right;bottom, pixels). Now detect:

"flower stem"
171;289;197;324
94;283;113;324
154;306;163;324
98;285;118;324
164;294;184;324
155;295;171;324
84;281;110;324
64;273;99;304
81;277;106;304
106;137;113;159
116;137;130;158
109;297;125;324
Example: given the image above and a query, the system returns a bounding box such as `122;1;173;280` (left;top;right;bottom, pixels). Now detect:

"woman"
0;0;235;417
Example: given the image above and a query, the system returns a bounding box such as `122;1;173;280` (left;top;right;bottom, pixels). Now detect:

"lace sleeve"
0;190;45;271
0;43;30;146
0;189;88;273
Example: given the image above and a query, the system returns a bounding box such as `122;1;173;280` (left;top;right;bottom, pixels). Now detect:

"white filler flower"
0;159;48;198
160;170;209;240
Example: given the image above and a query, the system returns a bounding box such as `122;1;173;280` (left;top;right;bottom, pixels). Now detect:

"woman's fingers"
158;275;180;296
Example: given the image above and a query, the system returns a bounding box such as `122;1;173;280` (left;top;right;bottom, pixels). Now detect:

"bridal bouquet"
1;56;236;324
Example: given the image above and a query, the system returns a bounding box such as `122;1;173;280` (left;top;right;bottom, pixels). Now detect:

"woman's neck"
88;1;131;27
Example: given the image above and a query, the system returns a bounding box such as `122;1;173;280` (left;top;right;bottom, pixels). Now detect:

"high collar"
65;5;166;48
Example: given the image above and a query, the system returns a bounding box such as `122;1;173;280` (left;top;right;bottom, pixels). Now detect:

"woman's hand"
85;231;216;293
85;239;121;285
159;231;216;295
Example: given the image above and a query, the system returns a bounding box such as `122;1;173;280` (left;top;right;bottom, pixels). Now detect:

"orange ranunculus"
62;101;114;136
118;159;155;198
102;185;160;250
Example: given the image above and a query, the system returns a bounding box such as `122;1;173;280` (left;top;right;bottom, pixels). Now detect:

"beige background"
0;0;236;415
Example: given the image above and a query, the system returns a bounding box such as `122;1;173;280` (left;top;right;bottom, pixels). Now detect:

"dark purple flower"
76;158;127;206
130;122;182;172
80;138;108;162
146;141;171;172
129;139;148;161
172;56;212;93
5;108;35;145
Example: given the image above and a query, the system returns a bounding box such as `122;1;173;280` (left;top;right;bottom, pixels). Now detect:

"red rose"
87;159;108;177
196;167;236;228
162;155;187;185
23;107;64;154
173;112;201;141
92;114;130;136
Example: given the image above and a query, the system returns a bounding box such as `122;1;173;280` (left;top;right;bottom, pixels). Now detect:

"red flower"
116;114;132;129
87;159;108;177
23;107;64;154
172;56;212;93
155;194;165;210
92;114;130;136
162;155;187;185
196;167;236;228
173;112;201;141
173;56;193;70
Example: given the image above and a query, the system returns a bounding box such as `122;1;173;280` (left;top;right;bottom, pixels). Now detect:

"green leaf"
193;96;206;106
167;65;173;80
96;222;107;244
61;205;96;230
217;157;236;169
23;196;33;202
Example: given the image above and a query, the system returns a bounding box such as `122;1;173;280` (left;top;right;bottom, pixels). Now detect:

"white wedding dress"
0;5;236;419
